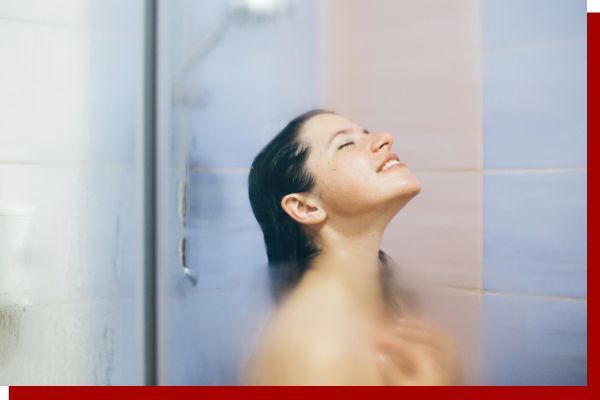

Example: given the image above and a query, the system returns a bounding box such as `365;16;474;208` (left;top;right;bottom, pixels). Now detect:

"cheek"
328;158;369;190
319;159;381;209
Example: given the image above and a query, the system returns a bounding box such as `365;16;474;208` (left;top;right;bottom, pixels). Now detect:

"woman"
242;109;462;385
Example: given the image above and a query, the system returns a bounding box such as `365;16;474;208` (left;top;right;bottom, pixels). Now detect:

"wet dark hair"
248;109;415;315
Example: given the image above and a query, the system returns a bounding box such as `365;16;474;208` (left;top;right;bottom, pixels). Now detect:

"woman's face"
299;113;421;218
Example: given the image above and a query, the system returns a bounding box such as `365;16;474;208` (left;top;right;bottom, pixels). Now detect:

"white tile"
0;20;141;165
0;0;91;28
0;0;142;35
0;298;140;384
0;165;137;307
0;21;89;163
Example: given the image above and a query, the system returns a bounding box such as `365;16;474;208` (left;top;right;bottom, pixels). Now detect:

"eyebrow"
327;127;370;147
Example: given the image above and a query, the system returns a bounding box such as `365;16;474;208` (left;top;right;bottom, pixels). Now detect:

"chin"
385;178;421;211
410;178;422;196
397;175;422;197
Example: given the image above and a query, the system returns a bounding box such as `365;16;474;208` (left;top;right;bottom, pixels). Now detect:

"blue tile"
185;76;319;169
483;171;586;297
483;294;586;385
184;171;270;288
483;41;586;169
483;0;586;50
187;171;256;228
163;287;274;384
177;0;320;169
185;225;270;290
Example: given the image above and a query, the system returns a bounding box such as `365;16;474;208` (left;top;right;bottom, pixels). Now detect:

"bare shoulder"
241;296;381;385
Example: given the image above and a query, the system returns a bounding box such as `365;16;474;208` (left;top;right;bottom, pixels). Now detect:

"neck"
303;213;394;326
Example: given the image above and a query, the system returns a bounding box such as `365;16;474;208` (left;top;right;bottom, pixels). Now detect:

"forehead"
299;113;362;146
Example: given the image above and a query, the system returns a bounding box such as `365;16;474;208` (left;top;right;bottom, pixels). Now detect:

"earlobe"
281;194;326;225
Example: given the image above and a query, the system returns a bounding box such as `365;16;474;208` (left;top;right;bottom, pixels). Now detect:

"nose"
370;132;394;153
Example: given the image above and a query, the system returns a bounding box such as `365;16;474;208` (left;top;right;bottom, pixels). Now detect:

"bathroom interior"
0;0;587;385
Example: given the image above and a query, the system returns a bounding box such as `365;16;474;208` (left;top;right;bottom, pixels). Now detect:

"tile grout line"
0;161;134;168
0;15;138;38
437;285;587;302
484;167;587;174
483;289;587;303
187;166;587;173
0;163;585;174
482;37;585;55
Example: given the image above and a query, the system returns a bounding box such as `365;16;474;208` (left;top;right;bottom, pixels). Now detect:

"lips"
377;152;401;172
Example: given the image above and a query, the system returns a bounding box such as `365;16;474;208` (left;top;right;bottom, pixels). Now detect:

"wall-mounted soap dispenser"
0;203;35;306
0;204;36;266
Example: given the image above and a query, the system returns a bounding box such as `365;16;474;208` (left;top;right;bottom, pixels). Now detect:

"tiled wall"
0;0;143;384
482;0;587;385
321;0;484;384
162;0;486;384
318;0;586;385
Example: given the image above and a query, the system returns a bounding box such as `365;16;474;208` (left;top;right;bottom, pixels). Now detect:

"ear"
280;193;326;225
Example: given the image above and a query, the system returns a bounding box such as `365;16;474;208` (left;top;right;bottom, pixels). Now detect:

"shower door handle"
178;237;197;286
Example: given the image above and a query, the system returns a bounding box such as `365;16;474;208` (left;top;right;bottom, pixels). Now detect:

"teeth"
381;159;400;171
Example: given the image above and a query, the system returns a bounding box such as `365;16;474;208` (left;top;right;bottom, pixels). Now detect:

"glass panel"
156;0;319;384
0;0;145;384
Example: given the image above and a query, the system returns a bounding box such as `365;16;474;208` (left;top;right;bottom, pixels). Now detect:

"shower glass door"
154;0;321;384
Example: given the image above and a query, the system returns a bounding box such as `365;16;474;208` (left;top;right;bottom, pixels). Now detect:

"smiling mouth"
378;159;407;172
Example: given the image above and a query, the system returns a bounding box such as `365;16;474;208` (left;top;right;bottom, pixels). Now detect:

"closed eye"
338;129;371;150
338;142;354;150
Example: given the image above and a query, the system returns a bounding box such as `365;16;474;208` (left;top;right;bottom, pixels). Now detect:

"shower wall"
0;0;144;384
481;0;587;385
322;0;484;385
165;0;487;385
320;0;586;385
162;0;586;385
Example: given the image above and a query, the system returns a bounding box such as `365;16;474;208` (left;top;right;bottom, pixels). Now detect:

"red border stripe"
6;386;593;400
587;10;596;393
